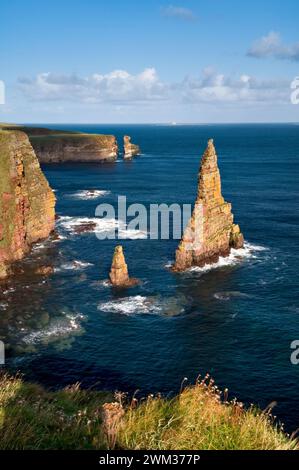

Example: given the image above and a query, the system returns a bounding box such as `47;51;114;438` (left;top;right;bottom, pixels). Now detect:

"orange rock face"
123;136;140;159
109;246;138;287
0;130;56;278
173;139;244;271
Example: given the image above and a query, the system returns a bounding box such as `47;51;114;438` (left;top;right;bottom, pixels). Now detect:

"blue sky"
1;0;299;123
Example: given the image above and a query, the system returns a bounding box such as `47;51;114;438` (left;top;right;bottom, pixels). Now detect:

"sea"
1;123;298;432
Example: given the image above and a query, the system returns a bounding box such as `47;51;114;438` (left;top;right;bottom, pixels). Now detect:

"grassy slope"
0;374;297;450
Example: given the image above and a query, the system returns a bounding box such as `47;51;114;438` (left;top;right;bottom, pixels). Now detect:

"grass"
0;373;297;450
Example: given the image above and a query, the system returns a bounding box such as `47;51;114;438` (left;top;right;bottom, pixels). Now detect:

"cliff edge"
0;130;55;278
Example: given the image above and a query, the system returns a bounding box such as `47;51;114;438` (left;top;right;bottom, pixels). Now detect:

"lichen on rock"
123;136;140;159
173;139;244;271
0;130;55;278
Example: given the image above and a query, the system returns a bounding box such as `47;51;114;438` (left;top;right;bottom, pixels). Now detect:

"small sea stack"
123;135;141;159
173;139;244;272
109;245;138;287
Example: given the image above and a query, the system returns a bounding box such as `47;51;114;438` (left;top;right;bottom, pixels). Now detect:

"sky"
1;0;299;123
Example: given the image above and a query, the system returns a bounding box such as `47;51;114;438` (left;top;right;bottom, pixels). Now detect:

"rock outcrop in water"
123;136;140;159
173;139;244;271
109;245;138;287
0;130;55;278
0;125;118;163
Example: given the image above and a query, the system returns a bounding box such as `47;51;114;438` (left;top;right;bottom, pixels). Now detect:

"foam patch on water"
68;189;110;200
22;312;85;345
98;294;186;317
214;291;253;301
188;242;268;274
57;216;147;239
55;260;94;272
98;295;162;315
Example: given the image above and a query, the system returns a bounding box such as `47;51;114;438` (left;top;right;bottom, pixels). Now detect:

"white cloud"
181;69;289;103
247;32;299;61
18;68;168;103
160;5;196;21
18;68;290;106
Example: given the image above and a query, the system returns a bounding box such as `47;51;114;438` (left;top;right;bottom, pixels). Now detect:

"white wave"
57;216;147;239
98;295;163;316
68;189;110;200
188;242;267;274
55;260;93;272
98;294;186;316
52;234;67;243
22;312;85;345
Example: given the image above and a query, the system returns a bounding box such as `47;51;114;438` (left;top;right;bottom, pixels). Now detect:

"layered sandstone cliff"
173;139;244;271
109;245;138;287
0;130;55;278
123;136;140;159
0;126;118;163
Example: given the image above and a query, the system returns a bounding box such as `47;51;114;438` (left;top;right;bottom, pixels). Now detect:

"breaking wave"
67;189;110;200
98;294;187;317
57;216;147;239
55;260;94;272
188;242;268;274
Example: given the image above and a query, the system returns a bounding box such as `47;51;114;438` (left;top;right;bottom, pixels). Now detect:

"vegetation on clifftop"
0;373;297;450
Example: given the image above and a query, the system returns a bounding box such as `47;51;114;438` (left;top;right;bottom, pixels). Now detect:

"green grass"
0;373;297;450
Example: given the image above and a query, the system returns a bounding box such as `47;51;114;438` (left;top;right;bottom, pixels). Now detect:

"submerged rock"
73;221;97;234
0;130;56;278
109;246;138;288
173;139;244;271
123;136;141;159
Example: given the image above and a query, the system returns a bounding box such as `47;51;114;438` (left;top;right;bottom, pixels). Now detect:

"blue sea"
1;124;299;431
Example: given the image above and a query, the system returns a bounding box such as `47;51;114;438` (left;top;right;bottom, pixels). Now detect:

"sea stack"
109;245;138;287
123;136;140;159
173;139;244;271
0;130;56;278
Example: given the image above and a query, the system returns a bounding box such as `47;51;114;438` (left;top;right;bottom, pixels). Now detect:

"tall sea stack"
123;136;140;159
173;139;244;271
109;245;138;287
0;130;56;278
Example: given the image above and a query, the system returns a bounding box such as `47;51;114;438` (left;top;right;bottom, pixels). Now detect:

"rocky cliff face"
30;133;118;163
173;139;244;271
123;136;140;159
0;130;55;278
0;126;118;163
109;246;138;287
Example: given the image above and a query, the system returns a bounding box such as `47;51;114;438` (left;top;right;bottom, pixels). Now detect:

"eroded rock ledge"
0;125;118;163
0;130;56;278
173;139;244;271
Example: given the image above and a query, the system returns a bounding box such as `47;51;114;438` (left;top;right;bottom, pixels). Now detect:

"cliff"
0;125;118;163
0;130;55;278
123;135;140;158
174;139;244;271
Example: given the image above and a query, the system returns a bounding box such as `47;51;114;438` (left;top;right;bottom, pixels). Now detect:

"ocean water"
1;124;299;431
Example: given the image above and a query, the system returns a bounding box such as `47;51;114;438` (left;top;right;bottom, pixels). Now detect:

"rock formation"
109;245;138;287
0;125;118;163
0;130;56;278
123;136;140;159
173;139;244;271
